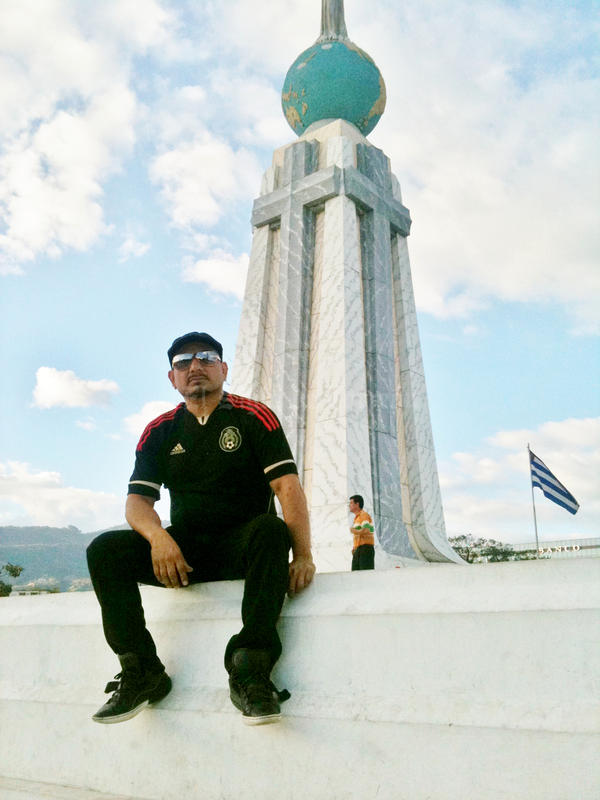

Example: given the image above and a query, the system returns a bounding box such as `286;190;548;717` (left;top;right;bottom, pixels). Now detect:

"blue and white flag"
529;449;579;514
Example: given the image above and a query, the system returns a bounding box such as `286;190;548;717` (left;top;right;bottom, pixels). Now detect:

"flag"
529;449;579;514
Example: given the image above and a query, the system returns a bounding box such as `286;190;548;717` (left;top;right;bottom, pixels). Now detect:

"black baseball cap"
167;332;223;365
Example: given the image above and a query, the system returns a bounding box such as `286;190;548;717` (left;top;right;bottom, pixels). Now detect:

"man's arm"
125;494;193;588
351;512;373;533
269;473;315;597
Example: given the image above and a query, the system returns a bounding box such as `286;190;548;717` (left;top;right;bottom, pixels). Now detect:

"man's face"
349;499;359;514
168;343;228;400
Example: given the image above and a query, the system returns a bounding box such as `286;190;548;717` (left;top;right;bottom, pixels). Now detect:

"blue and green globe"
281;39;386;136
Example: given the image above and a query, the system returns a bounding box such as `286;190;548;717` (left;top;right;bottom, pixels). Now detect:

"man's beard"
183;383;222;401
184;387;209;400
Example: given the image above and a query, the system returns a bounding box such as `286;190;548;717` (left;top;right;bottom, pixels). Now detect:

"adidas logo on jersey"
169;443;186;455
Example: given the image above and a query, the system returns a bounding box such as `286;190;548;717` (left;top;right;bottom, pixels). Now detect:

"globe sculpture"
281;8;386;136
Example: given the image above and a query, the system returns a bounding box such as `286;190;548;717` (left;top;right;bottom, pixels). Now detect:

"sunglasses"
172;351;222;370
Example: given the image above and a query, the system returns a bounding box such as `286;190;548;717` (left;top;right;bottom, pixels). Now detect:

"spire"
318;0;348;42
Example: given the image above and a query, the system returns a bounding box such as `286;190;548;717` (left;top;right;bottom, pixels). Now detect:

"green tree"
449;535;537;563
0;563;24;597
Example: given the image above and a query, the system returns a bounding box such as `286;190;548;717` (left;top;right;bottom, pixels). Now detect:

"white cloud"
118;235;150;262
182;250;249;300
75;418;97;432
441;453;508;488
0;461;123;530
362;0;600;333
206;73;290;148
0;89;136;272
213;0;315;74
439;417;600;543
0;1;139;272
124;400;176;439
32;367;119;409
0;0;186;275
183;231;222;253
153;77;289;151
487;418;600;500
1;0;597;333
488;417;600;453
152;85;210;145
149;133;262;229
85;0;184;55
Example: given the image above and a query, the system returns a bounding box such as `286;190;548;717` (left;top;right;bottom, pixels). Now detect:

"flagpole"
528;444;540;557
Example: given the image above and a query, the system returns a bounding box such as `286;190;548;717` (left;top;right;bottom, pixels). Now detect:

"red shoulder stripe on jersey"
227;394;279;431
237;400;277;431
234;396;279;429
236;396;280;431
136;404;181;452
227;394;277;431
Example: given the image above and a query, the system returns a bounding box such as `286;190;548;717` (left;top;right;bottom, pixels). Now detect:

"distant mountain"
0;525;103;592
0;522;172;593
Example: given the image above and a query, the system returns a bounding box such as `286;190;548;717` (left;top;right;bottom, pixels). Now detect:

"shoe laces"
234;669;290;704
104;668;142;698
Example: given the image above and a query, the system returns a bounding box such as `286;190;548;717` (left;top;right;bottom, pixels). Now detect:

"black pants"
86;514;290;673
351;544;375;571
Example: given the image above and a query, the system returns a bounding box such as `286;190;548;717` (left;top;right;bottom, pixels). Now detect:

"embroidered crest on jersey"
169;443;186;455
219;426;242;452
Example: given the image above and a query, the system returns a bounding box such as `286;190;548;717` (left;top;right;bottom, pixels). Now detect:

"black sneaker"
92;653;172;724
228;648;290;726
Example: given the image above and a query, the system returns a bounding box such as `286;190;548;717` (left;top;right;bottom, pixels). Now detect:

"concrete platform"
0;559;599;799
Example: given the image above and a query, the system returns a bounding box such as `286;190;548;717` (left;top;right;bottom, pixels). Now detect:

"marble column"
232;119;460;568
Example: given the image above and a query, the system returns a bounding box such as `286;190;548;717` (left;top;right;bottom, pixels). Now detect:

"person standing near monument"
349;495;375;570
87;331;315;726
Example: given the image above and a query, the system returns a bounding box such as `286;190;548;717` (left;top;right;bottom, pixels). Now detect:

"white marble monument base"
1;558;598;800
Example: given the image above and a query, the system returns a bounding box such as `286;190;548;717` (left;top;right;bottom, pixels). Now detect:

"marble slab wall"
232;119;460;564
391;234;459;562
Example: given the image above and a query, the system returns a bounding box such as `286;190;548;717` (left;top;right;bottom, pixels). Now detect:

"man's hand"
150;530;193;588
125;494;192;588
288;555;315;597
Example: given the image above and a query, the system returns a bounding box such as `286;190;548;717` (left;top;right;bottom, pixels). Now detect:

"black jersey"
128;392;297;531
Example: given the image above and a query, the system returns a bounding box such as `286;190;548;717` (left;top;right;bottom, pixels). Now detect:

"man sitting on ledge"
87;331;315;725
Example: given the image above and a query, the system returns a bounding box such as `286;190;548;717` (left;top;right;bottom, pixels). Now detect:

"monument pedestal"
1;558;598;799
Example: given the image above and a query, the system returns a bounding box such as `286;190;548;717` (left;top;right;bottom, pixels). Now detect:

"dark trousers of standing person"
351;543;375;571
86;513;291;673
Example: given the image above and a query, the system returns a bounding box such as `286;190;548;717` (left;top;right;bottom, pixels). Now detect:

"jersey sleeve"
231;396;298;482
253;413;298;482
261;429;298;481
128;422;166;501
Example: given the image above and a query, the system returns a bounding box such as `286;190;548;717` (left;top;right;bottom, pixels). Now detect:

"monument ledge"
1;558;599;799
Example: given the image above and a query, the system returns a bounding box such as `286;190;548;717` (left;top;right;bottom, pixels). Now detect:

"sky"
0;0;598;547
